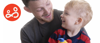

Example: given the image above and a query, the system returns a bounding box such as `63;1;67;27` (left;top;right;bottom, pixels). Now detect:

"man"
21;0;87;43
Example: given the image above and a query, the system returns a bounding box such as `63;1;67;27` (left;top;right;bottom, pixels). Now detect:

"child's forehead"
65;1;85;11
65;4;80;10
65;6;78;12
64;6;84;17
65;5;84;14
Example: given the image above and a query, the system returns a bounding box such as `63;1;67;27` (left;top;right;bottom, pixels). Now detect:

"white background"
1;0;100;43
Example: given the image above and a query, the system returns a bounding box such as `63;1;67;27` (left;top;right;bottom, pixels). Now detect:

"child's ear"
24;6;32;13
75;18;82;25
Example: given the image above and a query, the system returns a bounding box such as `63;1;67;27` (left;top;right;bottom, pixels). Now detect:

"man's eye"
37;10;42;12
46;2;50;6
37;8;42;12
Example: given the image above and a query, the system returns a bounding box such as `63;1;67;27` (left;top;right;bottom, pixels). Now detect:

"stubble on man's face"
28;0;54;24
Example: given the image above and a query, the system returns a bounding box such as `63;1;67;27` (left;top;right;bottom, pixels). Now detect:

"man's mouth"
44;13;51;18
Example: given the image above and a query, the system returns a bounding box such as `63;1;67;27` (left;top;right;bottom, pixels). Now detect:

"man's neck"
36;18;45;24
67;28;81;37
39;21;46;24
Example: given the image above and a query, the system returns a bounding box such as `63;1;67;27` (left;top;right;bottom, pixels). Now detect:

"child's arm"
48;30;58;43
85;38;90;43
78;31;90;43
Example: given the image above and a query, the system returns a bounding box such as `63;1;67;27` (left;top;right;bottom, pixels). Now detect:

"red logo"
3;3;21;21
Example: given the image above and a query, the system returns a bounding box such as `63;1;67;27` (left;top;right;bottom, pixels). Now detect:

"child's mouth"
62;20;65;23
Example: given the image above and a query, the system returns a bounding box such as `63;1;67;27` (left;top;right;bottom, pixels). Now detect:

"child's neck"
67;28;81;37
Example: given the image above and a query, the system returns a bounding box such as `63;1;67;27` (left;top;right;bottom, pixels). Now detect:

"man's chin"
44;19;52;23
44;16;53;23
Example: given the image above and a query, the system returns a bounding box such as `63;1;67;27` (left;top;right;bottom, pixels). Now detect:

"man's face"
26;0;53;24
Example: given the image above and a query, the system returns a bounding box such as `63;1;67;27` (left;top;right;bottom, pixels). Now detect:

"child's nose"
60;14;63;18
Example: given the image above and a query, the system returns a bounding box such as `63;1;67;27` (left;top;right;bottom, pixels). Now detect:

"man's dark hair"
22;0;37;7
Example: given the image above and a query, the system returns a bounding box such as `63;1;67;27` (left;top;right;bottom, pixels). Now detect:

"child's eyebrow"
46;0;49;3
64;11;68;13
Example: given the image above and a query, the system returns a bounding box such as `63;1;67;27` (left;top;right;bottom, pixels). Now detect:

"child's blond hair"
65;0;93;27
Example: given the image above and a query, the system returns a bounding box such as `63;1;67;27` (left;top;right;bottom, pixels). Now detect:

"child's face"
61;7;78;30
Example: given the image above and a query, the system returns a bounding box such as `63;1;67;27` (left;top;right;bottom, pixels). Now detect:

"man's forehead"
28;0;48;5
28;0;48;8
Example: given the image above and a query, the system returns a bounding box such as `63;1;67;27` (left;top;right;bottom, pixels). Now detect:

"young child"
48;0;93;43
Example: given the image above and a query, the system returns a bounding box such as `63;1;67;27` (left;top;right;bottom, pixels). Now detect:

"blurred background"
2;0;100;43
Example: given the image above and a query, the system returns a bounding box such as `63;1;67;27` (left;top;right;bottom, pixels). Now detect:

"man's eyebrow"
34;0;49;9
34;6;43;9
35;7;41;10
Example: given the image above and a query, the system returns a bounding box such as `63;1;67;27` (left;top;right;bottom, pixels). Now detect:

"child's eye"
64;13;69;15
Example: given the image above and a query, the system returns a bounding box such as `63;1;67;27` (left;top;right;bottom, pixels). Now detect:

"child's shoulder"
55;27;66;32
81;31;89;37
53;28;66;35
77;30;90;41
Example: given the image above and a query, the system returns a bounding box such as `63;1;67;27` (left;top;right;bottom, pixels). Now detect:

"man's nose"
44;8;49;14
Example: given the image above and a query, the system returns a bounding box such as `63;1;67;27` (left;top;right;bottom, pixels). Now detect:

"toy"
58;38;72;43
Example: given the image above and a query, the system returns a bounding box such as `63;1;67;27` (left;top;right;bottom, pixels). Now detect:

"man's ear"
24;6;32;13
75;18;82;25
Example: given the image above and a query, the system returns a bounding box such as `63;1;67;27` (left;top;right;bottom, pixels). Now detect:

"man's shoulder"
21;18;38;31
53;9;63;16
54;9;63;13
